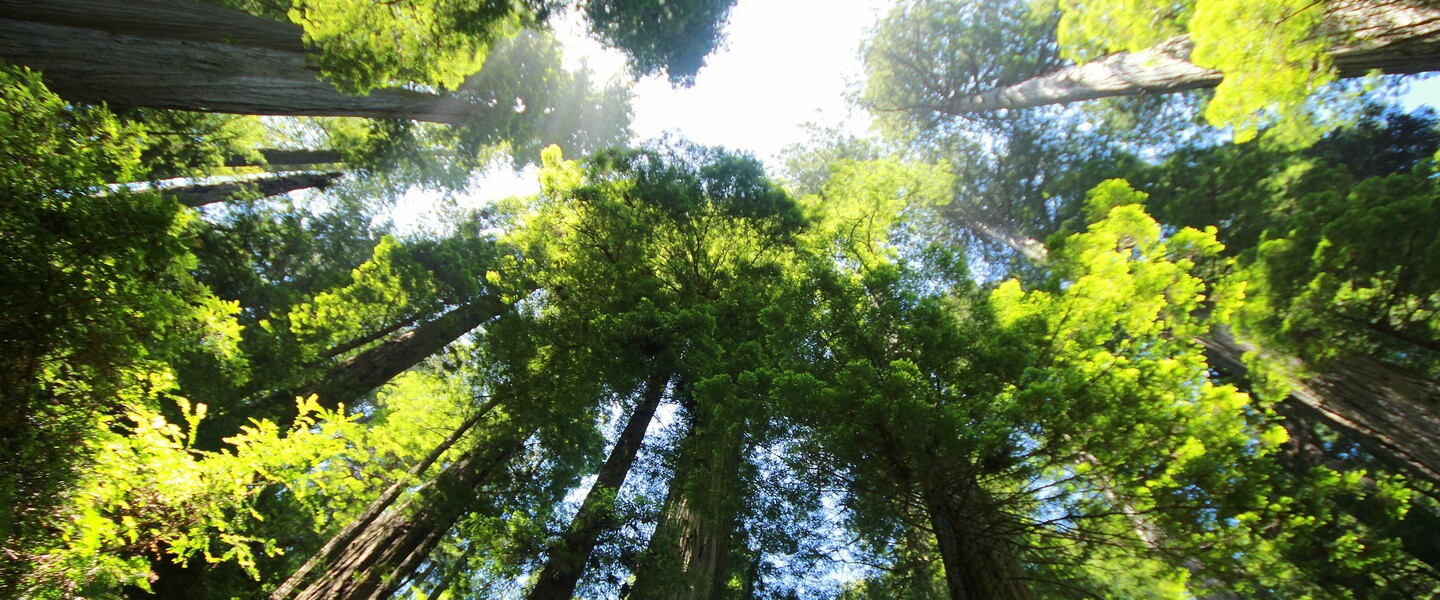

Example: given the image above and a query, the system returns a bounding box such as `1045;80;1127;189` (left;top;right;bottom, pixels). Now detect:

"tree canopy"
4;0;1440;598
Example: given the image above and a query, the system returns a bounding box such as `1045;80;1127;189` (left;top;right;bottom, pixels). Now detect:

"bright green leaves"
289;0;521;93
1055;0;1334;143
1188;0;1331;143
803;158;954;266
1;66;246;588
24;396;358;597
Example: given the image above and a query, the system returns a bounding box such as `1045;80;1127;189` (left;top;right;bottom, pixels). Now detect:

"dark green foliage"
583;0;738;86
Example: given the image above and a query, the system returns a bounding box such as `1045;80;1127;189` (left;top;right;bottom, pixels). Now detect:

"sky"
392;0;891;232
391;0;1440;232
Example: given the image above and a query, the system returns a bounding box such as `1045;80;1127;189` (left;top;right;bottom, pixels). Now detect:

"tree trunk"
270;398;496;600
628;409;746;600
225;296;507;437
945;0;1440;114
165;171;344;207
961;216;1440;489
0;0;476;123
277;423;532;600
225;149;348;169
920;476;1036;600
527;369;672;600
1199;327;1440;489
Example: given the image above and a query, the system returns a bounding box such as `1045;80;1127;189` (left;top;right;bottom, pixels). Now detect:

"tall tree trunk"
271;398;497;600
0;0;476;123
961;215;1440;489
165;171;344;207
945;0;1440;114
1199;327;1440;489
276;423;532;600
225;149;348;169
628;407;746;600
220;296;507;439
527;369;672;600
920;475;1036;600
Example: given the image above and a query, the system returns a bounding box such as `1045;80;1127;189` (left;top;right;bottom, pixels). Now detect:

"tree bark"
526;369;672;600
0;0;477;123
1199;327;1440;489
165;171;344;207
277;421;532;600
628;408;746;600
945;0;1440;114
962;215;1440;489
225;149;348;169
920;476;1036;600
233;295;508;433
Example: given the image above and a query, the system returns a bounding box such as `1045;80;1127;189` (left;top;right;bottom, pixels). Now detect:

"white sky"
392;0;890;232
391;0;1440;232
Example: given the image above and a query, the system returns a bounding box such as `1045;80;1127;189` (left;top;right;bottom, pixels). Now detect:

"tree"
0;0;727;122
0;65;246;592
160;171;345;207
946;0;1440;141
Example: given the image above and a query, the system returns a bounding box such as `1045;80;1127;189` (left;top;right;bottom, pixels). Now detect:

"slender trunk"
271;398;497;600
629;410;746;600
946;0;1440;113
0;0;477;123
279;425;532;600
218;296;506;440
166;171;344;207
316;314;424;363
225;149;348;169
527;369;673;600
919;476;1035;600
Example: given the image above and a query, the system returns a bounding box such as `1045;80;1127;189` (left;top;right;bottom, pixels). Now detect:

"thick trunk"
527;370;672;600
1200;327;1440;489
0;0;476;123
225;149;348;169
946;0;1440;113
920;476;1036;600
278;424;531;600
271;399;496;600
166;171;344;207
629;411;746;600
963;217;1440;489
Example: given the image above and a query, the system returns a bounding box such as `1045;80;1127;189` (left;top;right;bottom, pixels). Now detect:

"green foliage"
288;0;522;93
583;0;737;86
1056;0;1334;143
0;65;244;588
20;396;358;598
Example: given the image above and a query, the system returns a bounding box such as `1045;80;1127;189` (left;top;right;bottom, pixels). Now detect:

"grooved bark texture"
947;0;1440;113
629;419;745;600
0;0;476;122
166;171;344;207
526;370;672;600
278;428;529;600
271;402;492;599
225;149;348;169
921;477;1036;600
1200;327;1440;488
